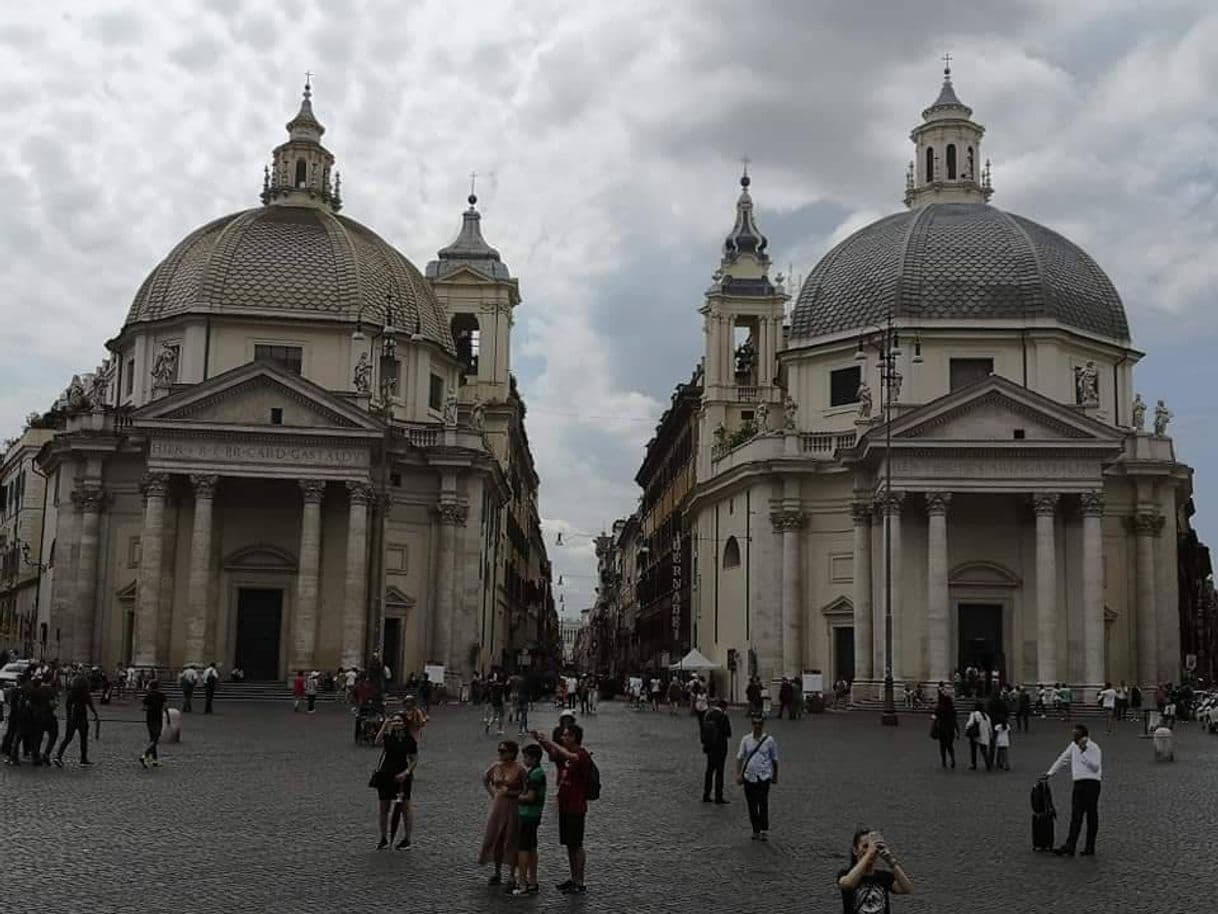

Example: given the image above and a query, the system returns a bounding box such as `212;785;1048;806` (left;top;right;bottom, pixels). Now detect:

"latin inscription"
150;439;366;467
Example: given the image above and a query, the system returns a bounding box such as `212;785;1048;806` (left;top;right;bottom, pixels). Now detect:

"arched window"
946;144;957;180
451;313;481;378
967;146;975;178
295;159;307;187
722;536;741;569
925;146;935;182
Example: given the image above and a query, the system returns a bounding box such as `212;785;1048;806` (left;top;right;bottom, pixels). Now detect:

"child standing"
994;720;1011;771
512;744;546;897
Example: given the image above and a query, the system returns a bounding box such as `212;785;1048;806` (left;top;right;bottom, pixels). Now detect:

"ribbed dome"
126;205;455;355
791;203;1129;342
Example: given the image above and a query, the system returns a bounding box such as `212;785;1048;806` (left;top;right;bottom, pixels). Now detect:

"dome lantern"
905;57;992;209
261;76;341;212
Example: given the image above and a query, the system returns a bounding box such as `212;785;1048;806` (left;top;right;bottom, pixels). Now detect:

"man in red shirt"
532;723;591;895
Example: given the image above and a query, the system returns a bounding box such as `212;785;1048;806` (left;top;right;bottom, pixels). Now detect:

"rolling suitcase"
1030;780;1056;851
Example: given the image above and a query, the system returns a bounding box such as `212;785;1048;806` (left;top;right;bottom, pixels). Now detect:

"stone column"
1080;493;1105;696
771;508;806;677
50;488;80;663
875;492;904;683
1033;493;1060;686
433;501;469;669
925;492;952;685
290;480;326;673
71;484;108;663
133;473;169;668
183;474;218;666
1131;510;1164;688
851;501;873;683
341;481;373;669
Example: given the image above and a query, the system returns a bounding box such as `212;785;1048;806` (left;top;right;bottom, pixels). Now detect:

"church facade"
28;84;556;682
686;69;1196;702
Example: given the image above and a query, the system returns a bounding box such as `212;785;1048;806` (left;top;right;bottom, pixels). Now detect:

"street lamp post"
856;310;919;727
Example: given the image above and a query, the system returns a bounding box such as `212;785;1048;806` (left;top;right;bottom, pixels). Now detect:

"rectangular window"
269;407;283;425
125;359;135;395
950;358;993;392
254;344;303;374
428;374;444;411
830;366;862;407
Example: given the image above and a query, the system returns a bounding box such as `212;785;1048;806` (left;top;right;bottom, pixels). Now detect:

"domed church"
33;83;556;682
687;67;1195;702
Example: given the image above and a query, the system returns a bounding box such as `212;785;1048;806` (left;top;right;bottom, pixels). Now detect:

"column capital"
437;501;469;526
299;479;327;505
71;483;110;513
139;472;170;500
1079;491;1104;517
769;509;806;533
345;480;374;505
189;473;220;500
1126;511;1165;537
1031;492;1060;516
875;490;905;516
850;501;873;525
924;491;952;516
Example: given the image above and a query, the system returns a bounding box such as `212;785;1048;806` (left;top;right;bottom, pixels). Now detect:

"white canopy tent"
669;648;721;671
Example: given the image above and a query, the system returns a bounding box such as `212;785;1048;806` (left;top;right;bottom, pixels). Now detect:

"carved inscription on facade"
150;438;367;468
889;456;1096;480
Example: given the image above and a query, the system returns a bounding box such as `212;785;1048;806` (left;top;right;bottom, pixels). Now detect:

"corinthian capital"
71;484;110;513
346;480;374;506
1079;492;1104;517
437;501;469;526
190;474;220;500
875;491;905;517
850;501;872;525
1031;492;1060;517
139;472;170;500
300;479;327;505
769;509;806;533
1128;511;1165;537
924;491;952;516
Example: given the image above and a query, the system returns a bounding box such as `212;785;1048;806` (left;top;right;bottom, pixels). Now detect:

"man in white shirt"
1041;724;1102;857
1098;682;1118;735
179;665;199;712
735;714;779;841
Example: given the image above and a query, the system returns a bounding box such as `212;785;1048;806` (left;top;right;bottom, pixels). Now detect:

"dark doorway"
122;608;135;666
235;588;283;680
834;626;855;683
958;603;1004;678
382;617;402;682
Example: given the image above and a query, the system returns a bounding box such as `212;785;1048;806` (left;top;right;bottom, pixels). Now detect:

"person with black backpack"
532;723;596;895
700;699;731;804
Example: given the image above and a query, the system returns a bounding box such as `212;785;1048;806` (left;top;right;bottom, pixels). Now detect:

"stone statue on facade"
88;360;112;410
713;422;728;448
783;395;797;430
150;341;178;389
443;389;459;429
65;375;88;412
1153;399;1172;437
754;398;769;431
856;382;873;420
888;368;903;403
352;352;372;394
1074;360;1100;407
471;398;486;432
1131;393;1146;431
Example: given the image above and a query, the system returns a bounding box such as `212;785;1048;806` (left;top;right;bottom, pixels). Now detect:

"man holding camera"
1041;723;1102;856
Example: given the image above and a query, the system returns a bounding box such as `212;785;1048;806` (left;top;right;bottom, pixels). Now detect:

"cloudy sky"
2;0;1216;616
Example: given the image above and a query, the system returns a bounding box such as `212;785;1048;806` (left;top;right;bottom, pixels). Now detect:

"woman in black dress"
932;689;959;769
372;712;418;849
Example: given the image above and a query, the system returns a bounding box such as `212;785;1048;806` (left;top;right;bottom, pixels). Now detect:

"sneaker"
139;755;148;769
52;757;64;768
376;838;389;850
750;832;761;841
555;880;575;893
151;759;161;767
759;832;769;842
395;837;412;850
511;885;539;897
80;761;95;767
701;796;712;803
525;885;541;896
714;798;729;805
502;879;517;893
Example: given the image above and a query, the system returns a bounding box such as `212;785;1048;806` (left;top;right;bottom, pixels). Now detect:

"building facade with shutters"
25;84;554;683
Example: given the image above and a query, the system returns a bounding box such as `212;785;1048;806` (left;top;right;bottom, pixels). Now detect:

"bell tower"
904;58;992;208
698;169;787;472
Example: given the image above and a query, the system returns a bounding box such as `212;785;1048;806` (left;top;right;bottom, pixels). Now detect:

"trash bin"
1153;726;1174;762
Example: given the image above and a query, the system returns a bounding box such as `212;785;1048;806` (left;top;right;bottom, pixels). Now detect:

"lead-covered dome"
791;203;1129;343
124;205;455;355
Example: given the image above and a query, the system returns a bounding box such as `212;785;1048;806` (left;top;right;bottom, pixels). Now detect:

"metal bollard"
1153;725;1174;761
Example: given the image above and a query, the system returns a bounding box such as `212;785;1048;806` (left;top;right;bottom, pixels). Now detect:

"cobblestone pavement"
3;697;1216;913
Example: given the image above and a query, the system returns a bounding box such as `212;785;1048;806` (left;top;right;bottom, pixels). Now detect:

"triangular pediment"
133;361;383;433
885;375;1122;444
385;586;416;609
